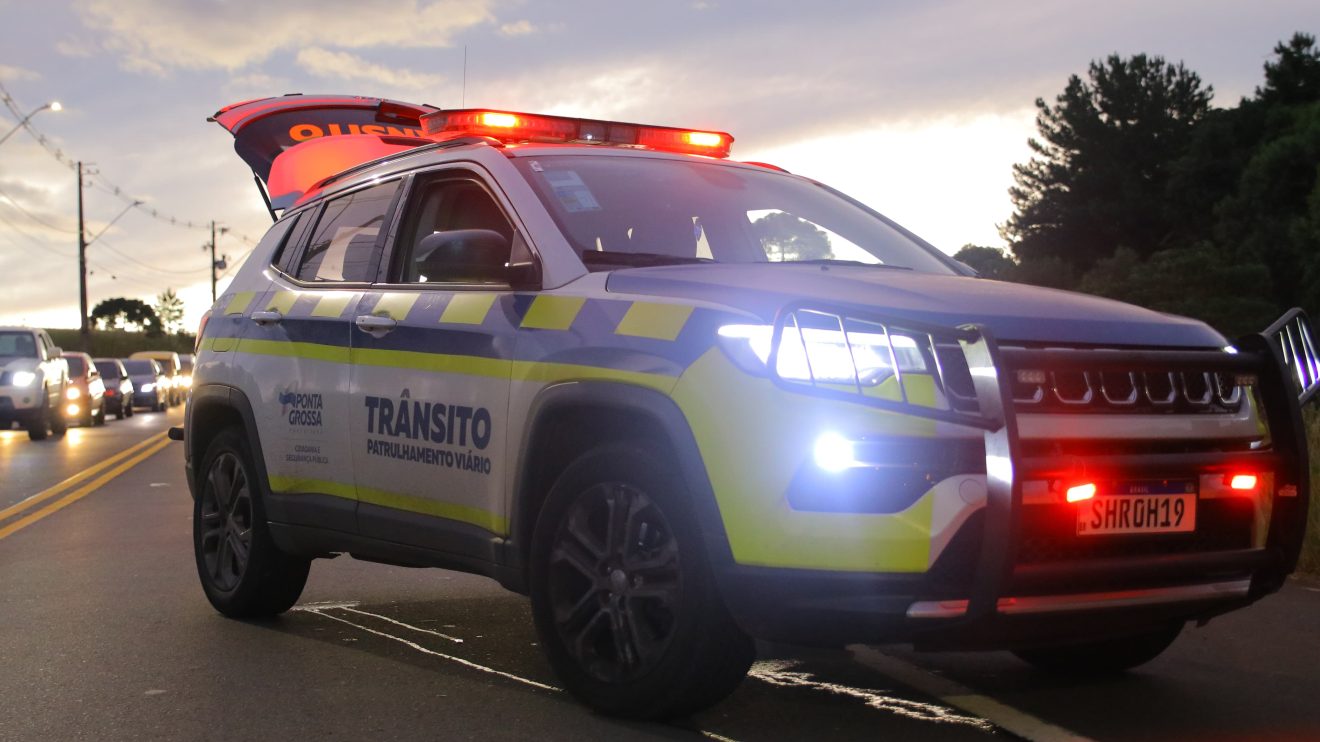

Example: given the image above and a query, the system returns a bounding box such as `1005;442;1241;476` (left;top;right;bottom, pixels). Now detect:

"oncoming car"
185;96;1318;719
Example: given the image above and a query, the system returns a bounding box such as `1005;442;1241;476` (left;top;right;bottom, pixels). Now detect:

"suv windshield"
66;356;87;375
512;155;955;274
95;361;121;378
0;331;38;360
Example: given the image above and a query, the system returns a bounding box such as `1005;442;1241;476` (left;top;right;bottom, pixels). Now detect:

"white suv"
0;327;70;440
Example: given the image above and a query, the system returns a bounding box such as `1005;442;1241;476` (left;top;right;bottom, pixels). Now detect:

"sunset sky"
0;0;1314;330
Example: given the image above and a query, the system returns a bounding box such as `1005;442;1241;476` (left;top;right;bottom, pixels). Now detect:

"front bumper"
708;307;1315;649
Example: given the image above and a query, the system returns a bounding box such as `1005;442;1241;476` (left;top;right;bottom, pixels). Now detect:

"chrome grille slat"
1006;350;1249;415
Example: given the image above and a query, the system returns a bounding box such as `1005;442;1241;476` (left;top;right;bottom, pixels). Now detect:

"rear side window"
295;180;401;282
259;213;301;274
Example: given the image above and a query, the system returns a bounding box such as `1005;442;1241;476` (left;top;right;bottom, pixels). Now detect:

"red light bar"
420;109;734;158
1066;483;1097;503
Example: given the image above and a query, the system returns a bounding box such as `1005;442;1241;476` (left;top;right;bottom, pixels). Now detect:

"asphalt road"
2;409;1318;741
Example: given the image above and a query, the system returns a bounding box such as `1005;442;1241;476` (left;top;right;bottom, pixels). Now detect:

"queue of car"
0;325;190;440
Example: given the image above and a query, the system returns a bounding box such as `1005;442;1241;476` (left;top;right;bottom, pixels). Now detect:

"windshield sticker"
542;170;601;213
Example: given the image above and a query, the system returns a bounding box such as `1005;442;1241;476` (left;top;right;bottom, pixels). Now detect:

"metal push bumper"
719;305;1317;648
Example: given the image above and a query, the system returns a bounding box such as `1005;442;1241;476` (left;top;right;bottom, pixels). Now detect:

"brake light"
420;109;734;158
1066;483;1097;503
1228;473;1258;491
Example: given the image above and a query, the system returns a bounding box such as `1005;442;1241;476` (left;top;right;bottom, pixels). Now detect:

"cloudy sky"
0;0;1314;330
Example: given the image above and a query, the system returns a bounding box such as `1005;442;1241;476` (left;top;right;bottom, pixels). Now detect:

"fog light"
1066;482;1097;503
813;432;857;472
1228;473;1257;491
66;403;80;416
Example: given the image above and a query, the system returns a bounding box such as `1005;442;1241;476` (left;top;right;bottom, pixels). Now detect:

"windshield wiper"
581;251;716;269
778;259;912;270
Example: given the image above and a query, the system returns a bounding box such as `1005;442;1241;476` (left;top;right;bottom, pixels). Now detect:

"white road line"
337;606;465;643
292;601;363;611
305;607;560;692
848;646;1093;742
749;660;992;731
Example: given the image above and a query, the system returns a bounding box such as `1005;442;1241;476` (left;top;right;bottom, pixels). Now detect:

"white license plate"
1076;492;1197;536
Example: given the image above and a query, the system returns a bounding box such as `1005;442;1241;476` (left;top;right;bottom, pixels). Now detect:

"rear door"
244;177;405;533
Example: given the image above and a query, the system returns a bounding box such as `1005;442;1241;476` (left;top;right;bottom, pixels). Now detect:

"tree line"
89;288;187;337
956;32;1320;338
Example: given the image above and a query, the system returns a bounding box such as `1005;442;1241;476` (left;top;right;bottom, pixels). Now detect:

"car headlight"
66;386;82;399
182;374;192;387
141;383;155;392
717;322;928;383
10;371;36;387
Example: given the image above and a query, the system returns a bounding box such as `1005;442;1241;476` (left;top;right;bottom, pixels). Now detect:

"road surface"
2;410;1318;741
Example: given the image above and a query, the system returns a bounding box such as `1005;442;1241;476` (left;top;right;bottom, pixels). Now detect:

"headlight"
141;383;155;392
66;386;82;399
10;371;36;387
182;374;193;387
718;321;928;383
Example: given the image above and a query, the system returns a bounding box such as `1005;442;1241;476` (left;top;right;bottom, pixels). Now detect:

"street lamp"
0;101;63;148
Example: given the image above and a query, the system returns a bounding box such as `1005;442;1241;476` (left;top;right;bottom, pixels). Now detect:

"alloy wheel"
199;451;254;592
547;482;682;683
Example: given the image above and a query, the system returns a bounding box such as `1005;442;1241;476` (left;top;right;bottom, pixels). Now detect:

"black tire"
49;392;67;437
93;403;106;426
1013;623;1183;675
26;392;50;441
530;443;754;720
194;426;310;618
115;403;124;421
125;399;134;418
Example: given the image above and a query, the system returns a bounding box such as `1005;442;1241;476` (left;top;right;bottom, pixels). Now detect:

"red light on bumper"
1066;483;1097;503
1228;474;1258;491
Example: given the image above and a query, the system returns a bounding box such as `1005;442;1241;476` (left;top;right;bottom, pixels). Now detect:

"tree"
155;288;185;335
752;211;832;261
1256;32;1320;107
1077;246;1276;337
1004;54;1213;274
91;297;161;335
952;245;1015;280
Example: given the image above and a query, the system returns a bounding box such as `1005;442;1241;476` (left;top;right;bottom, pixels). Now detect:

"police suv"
187;95;1318;719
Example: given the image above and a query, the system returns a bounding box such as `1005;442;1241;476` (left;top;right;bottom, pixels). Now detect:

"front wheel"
194;427;310;618
25;393;50;441
530;444;754;720
1013;623;1183;675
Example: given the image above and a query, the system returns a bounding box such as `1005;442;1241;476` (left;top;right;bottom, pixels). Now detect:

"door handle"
355;315;397;335
250;310;283;325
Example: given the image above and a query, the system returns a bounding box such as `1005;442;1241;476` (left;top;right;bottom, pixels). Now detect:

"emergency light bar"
420;109;734;158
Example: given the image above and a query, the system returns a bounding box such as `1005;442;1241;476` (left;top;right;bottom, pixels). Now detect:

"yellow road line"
0;432;168;524
0;436;173;541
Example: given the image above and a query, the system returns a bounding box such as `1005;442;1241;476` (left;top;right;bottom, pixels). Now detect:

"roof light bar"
420;109;734;158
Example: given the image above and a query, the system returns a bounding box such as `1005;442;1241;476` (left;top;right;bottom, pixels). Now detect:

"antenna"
462;45;468;107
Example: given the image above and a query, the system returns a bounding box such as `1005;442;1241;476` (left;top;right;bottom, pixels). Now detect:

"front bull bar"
765;303;1319;625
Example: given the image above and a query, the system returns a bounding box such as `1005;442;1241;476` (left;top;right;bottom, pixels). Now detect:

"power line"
95;234;212;276
1;79;261;246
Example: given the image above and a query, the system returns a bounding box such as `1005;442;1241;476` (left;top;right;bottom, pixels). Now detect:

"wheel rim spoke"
198;451;250;592
548;480;681;683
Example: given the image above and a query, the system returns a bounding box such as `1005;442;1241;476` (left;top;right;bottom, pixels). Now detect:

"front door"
350;170;521;556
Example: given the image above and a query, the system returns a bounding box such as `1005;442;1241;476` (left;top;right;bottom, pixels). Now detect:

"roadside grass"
1300;409;1320;575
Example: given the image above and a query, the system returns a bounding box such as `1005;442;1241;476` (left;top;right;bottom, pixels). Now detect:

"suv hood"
2;358;39;374
606;264;1227;348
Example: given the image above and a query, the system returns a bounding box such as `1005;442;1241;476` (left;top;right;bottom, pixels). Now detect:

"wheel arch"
506;381;733;592
186;384;271;506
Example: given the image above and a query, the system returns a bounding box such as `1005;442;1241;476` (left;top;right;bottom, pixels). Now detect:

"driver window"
397;178;515;284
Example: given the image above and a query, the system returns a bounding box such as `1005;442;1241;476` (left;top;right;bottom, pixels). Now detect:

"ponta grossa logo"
279;388;324;427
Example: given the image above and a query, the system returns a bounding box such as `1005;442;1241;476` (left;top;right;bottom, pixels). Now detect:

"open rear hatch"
210;94;439;212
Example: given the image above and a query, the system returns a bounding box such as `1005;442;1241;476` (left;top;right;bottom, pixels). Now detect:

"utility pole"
77;161;89;344
210;220;217;303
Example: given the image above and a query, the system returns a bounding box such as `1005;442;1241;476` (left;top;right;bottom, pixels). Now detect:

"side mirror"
416;229;510;283
51;346;63;358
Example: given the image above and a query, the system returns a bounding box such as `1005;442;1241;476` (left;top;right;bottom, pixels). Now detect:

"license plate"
1076;480;1197;536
